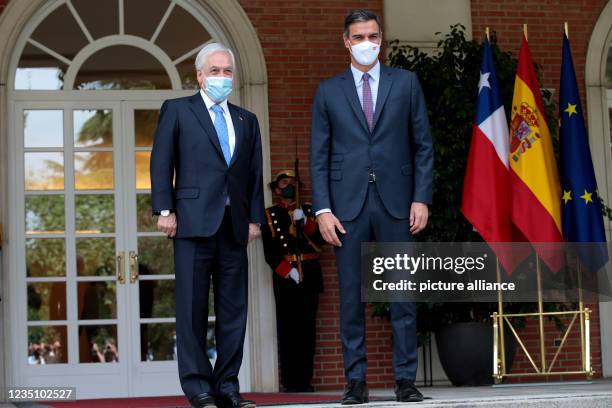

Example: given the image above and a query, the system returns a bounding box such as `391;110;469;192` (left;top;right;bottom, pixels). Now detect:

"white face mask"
350;40;380;66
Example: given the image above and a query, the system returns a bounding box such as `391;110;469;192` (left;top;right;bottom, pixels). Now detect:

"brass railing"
492;259;593;383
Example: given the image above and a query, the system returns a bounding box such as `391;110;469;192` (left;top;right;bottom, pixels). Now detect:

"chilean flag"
462;37;524;273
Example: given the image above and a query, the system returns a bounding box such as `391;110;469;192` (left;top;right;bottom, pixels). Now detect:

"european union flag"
560;33;608;272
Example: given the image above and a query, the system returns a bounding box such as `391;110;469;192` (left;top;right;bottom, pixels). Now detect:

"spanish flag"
509;33;563;271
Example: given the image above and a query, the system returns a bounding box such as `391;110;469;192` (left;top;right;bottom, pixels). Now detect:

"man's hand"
157;213;177;237
410;202;429;234
317;212;346;246
248;223;261;242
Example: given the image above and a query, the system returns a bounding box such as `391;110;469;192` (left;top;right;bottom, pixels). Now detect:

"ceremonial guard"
261;169;325;392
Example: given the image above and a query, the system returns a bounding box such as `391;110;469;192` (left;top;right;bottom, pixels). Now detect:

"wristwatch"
160;210;171;217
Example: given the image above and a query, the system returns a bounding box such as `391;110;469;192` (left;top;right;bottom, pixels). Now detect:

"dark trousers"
272;261;321;390
173;207;248;399
335;183;418;381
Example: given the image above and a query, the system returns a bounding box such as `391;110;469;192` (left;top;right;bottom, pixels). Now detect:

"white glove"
293;208;305;222
286;267;300;283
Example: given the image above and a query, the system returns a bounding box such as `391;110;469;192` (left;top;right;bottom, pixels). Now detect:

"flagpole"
521;21;548;374
536;256;546;372
496;257;506;376
577;261;587;371
561;20;590;378
565;20;586;373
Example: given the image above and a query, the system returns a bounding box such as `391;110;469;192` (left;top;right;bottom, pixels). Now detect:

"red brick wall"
471;0;607;122
471;0;607;381
238;0;392;390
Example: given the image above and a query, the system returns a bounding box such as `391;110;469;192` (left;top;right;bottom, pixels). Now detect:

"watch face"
160;210;170;216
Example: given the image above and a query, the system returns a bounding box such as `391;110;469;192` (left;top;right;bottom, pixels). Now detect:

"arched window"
14;0;213;90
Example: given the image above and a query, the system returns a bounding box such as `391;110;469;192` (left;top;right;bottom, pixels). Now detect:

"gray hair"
194;42;236;71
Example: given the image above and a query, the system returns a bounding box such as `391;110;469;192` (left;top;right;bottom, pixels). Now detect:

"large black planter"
435;322;516;386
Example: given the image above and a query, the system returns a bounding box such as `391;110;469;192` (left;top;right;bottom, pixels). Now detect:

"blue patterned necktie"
211;104;231;165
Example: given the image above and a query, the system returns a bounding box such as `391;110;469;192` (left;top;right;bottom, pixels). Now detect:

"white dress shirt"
200;88;236;155
315;62;381;217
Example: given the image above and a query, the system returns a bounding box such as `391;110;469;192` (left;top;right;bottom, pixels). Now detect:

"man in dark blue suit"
150;43;264;408
309;10;433;405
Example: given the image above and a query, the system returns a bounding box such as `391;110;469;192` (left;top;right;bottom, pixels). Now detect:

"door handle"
129;251;139;283
116;251;125;284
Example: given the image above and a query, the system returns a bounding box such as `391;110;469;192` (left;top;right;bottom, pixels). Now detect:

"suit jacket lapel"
228;103;244;167
372;64;393;132
340;69;370;135
187;93;224;160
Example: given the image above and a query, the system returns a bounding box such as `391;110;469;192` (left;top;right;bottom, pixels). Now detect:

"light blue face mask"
204;76;233;102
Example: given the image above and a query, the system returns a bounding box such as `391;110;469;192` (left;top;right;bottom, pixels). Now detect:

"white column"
585;0;612;376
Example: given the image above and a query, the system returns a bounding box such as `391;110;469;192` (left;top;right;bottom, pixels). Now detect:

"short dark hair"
343;9;382;37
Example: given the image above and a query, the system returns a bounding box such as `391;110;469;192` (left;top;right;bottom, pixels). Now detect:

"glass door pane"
73;109;120;365
18;102;129;398
23;108;69;368
123;101;181;397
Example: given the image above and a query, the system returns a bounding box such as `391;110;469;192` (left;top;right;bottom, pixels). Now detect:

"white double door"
12;96;203;398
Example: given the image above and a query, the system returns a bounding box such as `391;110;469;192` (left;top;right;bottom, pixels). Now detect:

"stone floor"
288;380;612;407
3;380;612;408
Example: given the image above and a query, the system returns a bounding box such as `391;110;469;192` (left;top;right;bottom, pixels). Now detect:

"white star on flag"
478;71;491;94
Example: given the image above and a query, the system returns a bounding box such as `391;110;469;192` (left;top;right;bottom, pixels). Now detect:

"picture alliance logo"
371;253;489;275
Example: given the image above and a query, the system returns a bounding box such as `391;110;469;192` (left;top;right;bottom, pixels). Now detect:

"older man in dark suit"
150;43;264;408
309;9;434;405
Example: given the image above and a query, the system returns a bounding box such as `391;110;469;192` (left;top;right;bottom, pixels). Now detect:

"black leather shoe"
190;392;217;408
395;379;424;402
341;379;368;405
216;392;256;408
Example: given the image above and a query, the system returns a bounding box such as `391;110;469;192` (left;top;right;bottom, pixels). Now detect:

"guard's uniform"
261;202;324;391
